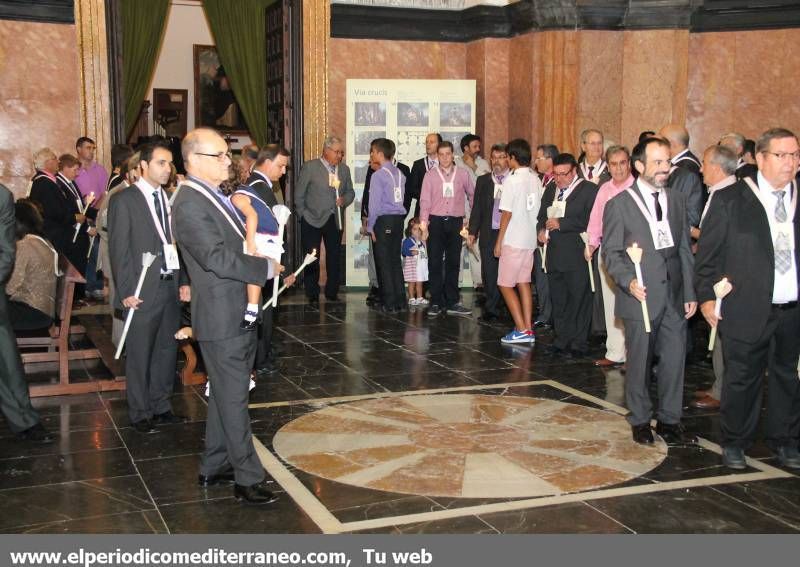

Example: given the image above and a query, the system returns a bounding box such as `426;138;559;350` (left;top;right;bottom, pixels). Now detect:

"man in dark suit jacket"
537;153;598;355
172;128;278;504
695;128;800;470
468;143;509;322
657;124;704;230
603;138;697;446
29;149;81;258
0;184;53;443
109;141;188;434
405;133;441;218
244;145;295;376
576;129;612;186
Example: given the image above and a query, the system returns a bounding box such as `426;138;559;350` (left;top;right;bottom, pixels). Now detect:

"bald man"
172;128;278;505
658;124;704;231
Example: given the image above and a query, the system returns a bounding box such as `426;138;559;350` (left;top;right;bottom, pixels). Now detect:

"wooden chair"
17;255;126;396
179;340;206;386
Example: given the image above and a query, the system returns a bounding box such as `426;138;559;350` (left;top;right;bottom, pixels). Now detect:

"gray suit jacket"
171;177;272;342
294;159;355;228
602;182;696;321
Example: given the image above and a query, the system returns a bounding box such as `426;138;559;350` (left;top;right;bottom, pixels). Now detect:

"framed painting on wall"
193;44;249;134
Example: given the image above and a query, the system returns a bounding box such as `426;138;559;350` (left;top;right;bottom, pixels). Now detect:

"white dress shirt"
756;172;798;303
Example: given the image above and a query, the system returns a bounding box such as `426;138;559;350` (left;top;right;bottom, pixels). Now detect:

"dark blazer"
245;171;278;208
577;161;612;186
668;166;703;229
735;162;758;182
29;172;74;255
107;183;180;311
602;181;696;321
0;185;14;285
468;172;498;242
672;150;702;176
695;179;800;344
405;157;432;217
172;177;272;342
537;179;598;272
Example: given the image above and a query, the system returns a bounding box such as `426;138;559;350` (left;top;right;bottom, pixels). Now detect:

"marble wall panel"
533;30;579;154
476;37;510;145
577;30;624;146
507;33;535;143
620;30;690;150
0;20;81;198
465;38;487;141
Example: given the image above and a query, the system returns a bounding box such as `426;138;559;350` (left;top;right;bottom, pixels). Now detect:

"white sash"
140;185;173;246
626;183;673;249
552;176;581;207
435;165;456;185
180;179;245;239
57;173;83;210
580;160;607;183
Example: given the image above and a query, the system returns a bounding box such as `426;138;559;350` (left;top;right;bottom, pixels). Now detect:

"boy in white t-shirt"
493;139;543;344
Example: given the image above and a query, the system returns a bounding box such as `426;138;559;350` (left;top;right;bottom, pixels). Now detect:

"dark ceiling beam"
0;0;75;24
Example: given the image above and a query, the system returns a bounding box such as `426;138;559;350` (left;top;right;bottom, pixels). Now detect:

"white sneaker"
409;297;418;306
417;298;429;306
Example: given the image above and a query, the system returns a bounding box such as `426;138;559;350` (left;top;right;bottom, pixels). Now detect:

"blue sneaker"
525;329;536;343
501;330;531;344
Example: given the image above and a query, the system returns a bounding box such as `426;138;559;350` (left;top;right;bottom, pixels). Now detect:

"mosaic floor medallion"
272;394;668;498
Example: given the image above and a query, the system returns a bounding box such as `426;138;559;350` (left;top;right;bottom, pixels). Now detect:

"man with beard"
602;137;697;445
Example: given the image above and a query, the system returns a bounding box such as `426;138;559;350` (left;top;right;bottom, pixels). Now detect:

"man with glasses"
577;130;611;186
603;137;697;446
537;153;598;356
695;128;800;470
172;128;279;505
294;135;355;306
586;145;634;368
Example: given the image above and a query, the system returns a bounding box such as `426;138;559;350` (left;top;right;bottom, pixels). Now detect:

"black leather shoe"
240;318;258;331
774;446;800;469
132;419;158;434
152;411;188;425
534;320;551;329
478;312;498;323
16;422;55;444
198;466;236;487
632;423;654;444
255;363;279;376
308;297;319;308
655;422;697;445
234;481;279;504
722;446;747;470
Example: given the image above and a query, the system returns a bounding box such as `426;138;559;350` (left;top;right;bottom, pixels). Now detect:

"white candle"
626;243;651;333
262;249;317;309
115;252;158;359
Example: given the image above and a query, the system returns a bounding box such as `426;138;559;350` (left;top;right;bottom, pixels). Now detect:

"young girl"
401;218;429;306
231;187;284;330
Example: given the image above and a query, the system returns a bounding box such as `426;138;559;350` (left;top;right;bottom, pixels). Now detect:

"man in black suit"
719;132;759;181
603;138;697;445
576;129;612;186
29;147;76;257
108;141;188;434
537;153;598;355
405;133;441;218
245;145;295;375
0;184;54;444
659;124;701;176
172;128;278;504
468;143;509;322
695;127;800;470
656;125;704;236
533;144;558;328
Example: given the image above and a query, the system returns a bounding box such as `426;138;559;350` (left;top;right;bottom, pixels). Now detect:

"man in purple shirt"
420;141;475;316
74;137;109;300
368;138;407;312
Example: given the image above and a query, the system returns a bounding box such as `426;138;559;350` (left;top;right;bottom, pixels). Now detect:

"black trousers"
8;300;52;331
721;304;800;450
548;268;592;351
124;279;180;423
374;215;406;310
0;288;40;434
479;230;501;316
428;215;463;309
255;280;275;370
300;215;341;300
534;248;552;323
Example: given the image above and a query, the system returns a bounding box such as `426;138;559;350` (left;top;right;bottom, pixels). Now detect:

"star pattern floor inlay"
272;394;668;498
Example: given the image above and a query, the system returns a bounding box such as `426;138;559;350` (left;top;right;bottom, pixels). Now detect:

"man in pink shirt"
74;136;109;300
420;141;475;317
586;145;634;367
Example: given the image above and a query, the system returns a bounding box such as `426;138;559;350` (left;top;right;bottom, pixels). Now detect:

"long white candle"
580;232;595;293
627;243;651;333
270;205;292;308
708;277;732;351
262;250;317;309
115;252;157;359
72;192;95;243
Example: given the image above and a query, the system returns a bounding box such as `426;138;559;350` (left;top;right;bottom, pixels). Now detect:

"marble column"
302;0;329;161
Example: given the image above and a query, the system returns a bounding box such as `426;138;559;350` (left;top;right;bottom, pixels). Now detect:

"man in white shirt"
494;139;542;344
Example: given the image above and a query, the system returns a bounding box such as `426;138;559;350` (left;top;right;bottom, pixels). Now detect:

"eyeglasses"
195;151;232;162
763;151;800;161
552;171;573;177
534;156;550;162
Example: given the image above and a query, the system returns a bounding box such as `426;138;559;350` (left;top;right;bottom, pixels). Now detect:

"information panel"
344;79;477;287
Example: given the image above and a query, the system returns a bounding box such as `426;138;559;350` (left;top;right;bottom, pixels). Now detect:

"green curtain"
202;0;274;147
122;0;171;137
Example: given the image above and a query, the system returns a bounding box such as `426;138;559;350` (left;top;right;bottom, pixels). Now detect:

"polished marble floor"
2;291;800;534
